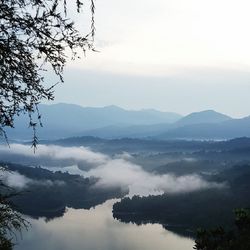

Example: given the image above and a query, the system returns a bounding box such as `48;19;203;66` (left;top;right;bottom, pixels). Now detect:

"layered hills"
6;103;250;140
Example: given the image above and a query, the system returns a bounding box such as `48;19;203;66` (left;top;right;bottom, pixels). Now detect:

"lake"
15;199;194;250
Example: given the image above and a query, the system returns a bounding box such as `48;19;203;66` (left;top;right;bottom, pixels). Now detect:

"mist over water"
0;141;238;250
2;171;32;189
0;144;225;196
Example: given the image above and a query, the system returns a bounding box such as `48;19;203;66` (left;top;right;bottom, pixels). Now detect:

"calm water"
15;200;194;250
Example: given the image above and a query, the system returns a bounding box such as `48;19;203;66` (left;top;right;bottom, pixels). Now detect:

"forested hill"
113;164;250;235
2;162;127;219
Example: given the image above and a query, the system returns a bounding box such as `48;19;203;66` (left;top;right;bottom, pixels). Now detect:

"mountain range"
6;103;250;140
6;103;181;139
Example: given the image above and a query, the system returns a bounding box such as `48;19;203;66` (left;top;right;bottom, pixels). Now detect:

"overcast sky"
48;0;250;118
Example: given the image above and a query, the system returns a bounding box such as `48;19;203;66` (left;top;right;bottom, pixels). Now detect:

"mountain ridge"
7;103;249;140
7;103;182;139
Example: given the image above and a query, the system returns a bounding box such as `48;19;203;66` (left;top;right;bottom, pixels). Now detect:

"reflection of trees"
5;163;127;220
113;164;250;240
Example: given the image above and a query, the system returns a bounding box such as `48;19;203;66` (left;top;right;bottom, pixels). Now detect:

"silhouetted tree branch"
0;1;95;248
0;0;95;146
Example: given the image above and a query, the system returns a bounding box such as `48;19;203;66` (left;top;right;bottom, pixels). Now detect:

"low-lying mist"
1;169;65;189
0;144;225;196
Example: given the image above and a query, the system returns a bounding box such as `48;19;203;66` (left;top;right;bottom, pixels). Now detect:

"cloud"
44;165;85;176
0;144;225;196
0;143;108;167
114;152;134;161
83;159;224;196
2;171;32;189
67;0;250;76
1;169;65;190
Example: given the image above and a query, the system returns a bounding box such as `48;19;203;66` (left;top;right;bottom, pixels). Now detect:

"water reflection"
15;200;194;250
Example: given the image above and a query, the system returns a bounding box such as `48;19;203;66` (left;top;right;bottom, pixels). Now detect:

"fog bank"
0;144;225;196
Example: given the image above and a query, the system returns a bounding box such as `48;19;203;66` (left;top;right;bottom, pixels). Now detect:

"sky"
48;0;250;118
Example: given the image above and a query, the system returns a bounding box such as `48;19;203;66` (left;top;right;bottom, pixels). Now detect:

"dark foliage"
4;162;128;220
194;209;250;250
113;164;250;236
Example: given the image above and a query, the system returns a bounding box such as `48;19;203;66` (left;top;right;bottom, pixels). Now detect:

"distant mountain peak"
188;109;230;116
176;110;232;126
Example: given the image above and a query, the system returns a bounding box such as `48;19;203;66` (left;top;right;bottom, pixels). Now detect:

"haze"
44;0;250;118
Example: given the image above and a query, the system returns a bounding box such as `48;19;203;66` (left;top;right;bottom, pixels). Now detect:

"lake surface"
14;199;194;250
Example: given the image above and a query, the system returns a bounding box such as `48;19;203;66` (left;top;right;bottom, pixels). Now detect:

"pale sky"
48;0;250;118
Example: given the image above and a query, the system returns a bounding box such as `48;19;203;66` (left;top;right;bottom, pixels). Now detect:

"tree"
0;167;29;249
194;209;250;250
0;0;95;248
0;0;95;146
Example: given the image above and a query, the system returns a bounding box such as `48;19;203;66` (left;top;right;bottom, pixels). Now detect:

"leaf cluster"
0;0;95;145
